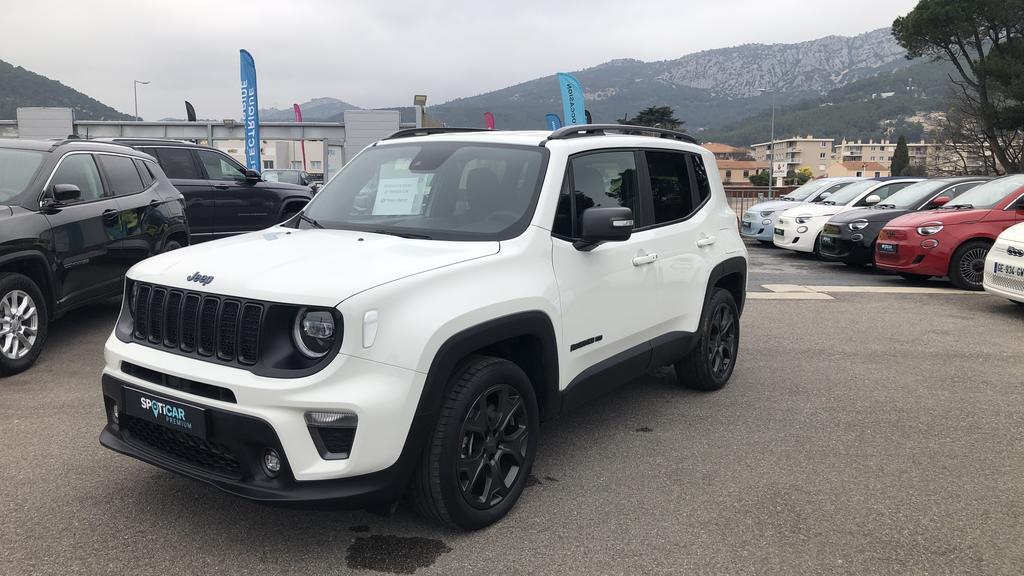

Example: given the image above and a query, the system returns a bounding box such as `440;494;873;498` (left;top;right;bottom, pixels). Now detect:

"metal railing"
724;185;798;215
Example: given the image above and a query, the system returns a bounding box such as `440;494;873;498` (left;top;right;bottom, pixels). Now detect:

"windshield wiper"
941;204;974;210
876;203;896;209
297;213;324;229
371;229;433;240
780;197;796;201
822;200;836;205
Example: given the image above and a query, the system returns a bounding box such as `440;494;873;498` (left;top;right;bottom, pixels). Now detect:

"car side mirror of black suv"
245;169;261;182
52;184;82;203
574;207;633;252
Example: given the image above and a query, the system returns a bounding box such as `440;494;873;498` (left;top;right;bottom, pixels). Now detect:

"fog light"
111;402;119;424
797;226;808;234
762;219;772;226
921;239;939;249
263;448;282;477
851;234;863;241
305;410;358;428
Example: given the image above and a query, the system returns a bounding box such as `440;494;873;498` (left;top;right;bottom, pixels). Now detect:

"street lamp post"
758;88;776;198
133;80;150;121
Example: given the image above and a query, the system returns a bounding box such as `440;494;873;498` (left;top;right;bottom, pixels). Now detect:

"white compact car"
99;125;749;529
774;178;922;254
983;222;1024;305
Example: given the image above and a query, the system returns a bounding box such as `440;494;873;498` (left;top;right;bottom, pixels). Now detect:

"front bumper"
773;217;827;253
872;230;950;276
740;210;778;241
99;333;427;504
983;244;1024;303
818;224;879;264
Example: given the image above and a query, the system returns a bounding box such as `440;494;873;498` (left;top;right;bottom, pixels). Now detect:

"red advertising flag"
293;103;307;170
484;112;495;130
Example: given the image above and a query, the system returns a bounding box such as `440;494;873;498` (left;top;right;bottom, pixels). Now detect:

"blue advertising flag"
545;113;563;131
240;49;261;171
557;73;585;126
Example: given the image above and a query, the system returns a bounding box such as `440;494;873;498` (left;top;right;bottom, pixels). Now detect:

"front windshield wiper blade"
876;204;896;209
941;204;974;210
297;213;324;229
370;229;433;240
822;200;836;205
780;197;796;201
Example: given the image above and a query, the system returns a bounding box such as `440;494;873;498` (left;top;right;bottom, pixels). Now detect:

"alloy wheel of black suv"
0;138;188;376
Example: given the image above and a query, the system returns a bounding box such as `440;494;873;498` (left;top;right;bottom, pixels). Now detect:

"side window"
133;158;154;188
691;154;712;204
645;150;700;224
196;150;247;181
97;154;144;196
560;151;639;238
150;148;202;179
51;154;105;202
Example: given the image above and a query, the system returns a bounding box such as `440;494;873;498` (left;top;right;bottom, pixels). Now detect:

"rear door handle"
632;253;659;266
697;236;717;248
213;184;230;190
101;209;119;224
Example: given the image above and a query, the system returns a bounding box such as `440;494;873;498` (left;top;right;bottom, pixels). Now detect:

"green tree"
891;135;910;175
748;170;770;186
893;0;1024;173
620;106;685;131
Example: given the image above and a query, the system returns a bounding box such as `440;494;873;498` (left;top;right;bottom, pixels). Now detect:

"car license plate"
124;387;207;438
821;235;836;247
993;262;1024;277
879;243;898;254
774;227;784;236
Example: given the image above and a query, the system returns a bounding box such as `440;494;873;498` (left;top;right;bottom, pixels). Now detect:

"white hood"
999;222;1024;244
128;227;499;307
779;202;852;219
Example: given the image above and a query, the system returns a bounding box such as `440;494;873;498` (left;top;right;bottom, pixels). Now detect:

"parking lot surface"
2;244;1023;575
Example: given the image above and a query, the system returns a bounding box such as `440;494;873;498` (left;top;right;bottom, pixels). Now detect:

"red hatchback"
875;175;1024;290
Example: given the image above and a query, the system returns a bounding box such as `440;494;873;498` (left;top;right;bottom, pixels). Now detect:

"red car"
875;175;1024;290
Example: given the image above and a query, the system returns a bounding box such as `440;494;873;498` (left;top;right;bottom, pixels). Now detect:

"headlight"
916;223;944;236
293;308;336;358
760;210;775;217
848;220;870;231
795;214;813;224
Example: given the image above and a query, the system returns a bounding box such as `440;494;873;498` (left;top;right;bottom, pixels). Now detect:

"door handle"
101;209;119;224
632;253;659;266
697;236;717;248
213;184;230;190
149;199;161;208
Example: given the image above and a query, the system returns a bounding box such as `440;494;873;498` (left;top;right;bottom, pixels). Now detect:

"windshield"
263;170;301;184
810;181;855;203
783;179;836;201
946;175;1024;209
0;149;45;203
820;180;878;206
874;180;950;209
296;143;547;240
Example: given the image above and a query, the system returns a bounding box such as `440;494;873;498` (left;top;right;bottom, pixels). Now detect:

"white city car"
99;125;749;530
774;178;923;254
983;222;1024;305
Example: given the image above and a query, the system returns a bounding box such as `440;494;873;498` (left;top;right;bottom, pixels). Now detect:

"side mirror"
864;194;881;205
52;183;82;203
574;207;633;251
245;169;261;182
930;195;951;207
817;192;832;200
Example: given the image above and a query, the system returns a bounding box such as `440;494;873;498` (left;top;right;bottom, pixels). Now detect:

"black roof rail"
383;127;490;140
546;124;699;145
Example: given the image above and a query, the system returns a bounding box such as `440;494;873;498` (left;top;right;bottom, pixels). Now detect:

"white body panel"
983;223;1024;303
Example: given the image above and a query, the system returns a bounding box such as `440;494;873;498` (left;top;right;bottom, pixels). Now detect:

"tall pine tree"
891;135;910;176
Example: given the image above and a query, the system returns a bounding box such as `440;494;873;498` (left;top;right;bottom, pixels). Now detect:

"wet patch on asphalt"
346;534;452;574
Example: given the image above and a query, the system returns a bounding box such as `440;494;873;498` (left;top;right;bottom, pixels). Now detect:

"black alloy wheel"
706;302;738;381
675;288;739;391
949;240;991;291
456;384;529;510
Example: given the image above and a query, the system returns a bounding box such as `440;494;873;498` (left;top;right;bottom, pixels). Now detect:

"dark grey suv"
108;139;313;242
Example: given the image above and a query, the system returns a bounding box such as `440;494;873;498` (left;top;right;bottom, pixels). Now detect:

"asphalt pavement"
2;245;1023;575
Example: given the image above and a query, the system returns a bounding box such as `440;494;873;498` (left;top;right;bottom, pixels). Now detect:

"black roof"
0;138;152;157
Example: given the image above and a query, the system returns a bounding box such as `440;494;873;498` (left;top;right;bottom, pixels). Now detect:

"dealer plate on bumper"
879;243;898;254
124;387;207;438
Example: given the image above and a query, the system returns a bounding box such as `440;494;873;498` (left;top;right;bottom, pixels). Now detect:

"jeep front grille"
131;283;263;366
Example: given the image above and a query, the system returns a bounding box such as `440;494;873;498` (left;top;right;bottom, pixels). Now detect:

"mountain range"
0;27;955;146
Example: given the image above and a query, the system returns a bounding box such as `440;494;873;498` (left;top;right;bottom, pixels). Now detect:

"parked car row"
0;137;315;375
744;174;1024;303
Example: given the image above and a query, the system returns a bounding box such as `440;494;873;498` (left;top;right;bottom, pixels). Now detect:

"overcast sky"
3;0;919;120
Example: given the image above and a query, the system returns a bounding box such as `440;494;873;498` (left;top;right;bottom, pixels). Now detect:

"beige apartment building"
751;136;835;180
216;139;326;174
825;161;890;178
834;139;992;174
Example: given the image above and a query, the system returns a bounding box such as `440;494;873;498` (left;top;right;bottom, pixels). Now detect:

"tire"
948;240;991;291
757;240;774;246
1012;300;1024;307
412;355;539;530
162;239;183;253
0;273;49;377
675;288;739;392
812;234;822;256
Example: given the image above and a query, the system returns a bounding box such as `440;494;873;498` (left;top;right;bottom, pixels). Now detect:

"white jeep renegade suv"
99;125;748;529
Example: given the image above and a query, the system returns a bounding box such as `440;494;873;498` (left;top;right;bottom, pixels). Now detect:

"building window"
262;160;274;169
820;142;827;147
310;160;322;170
291;161;303;169
856;171;863;177
743;170;749;177
874;172;881;177
819;152;826;159
725;170;732;180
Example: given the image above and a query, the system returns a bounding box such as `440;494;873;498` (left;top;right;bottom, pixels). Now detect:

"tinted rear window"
98;154;145;196
150;147;201;179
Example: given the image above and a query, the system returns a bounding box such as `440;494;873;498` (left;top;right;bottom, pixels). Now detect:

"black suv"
820;176;990;265
0;139;187;375
108;140;313;242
